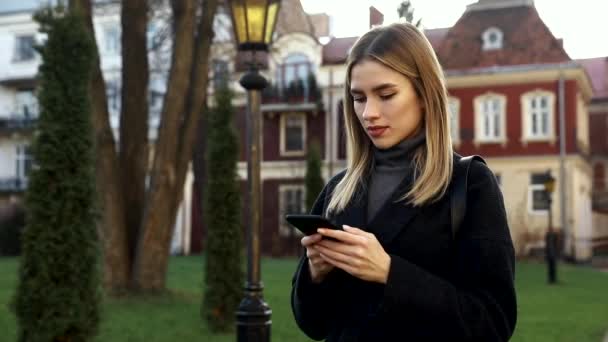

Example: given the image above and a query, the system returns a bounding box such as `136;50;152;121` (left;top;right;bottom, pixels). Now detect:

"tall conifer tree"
15;5;100;341
202;84;242;332
305;141;324;212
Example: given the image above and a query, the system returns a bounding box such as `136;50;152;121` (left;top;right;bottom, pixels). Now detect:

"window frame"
15;89;38;118
15;144;33;184
13;34;37;62
280;112;307;157
448;96;460;146
482;27;503;51
520;90;555;143
474;92;507;145
278;184;306;237
528;173;551;215
103;25;121;55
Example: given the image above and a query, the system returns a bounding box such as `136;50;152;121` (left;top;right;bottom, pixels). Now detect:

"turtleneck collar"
372;130;426;170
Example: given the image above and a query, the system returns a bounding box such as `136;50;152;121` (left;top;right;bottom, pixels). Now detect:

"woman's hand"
301;233;335;283
315;225;391;284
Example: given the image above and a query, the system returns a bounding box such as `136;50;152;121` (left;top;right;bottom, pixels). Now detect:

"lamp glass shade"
228;0;280;50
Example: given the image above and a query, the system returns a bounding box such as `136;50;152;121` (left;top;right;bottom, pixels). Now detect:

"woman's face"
350;59;424;150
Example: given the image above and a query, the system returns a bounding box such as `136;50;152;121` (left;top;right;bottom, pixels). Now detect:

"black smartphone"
284;214;342;236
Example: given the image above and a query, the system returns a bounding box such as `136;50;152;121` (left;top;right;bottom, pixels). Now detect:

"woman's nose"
362;100;380;120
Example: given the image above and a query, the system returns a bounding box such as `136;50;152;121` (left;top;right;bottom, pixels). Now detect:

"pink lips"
367;126;388;138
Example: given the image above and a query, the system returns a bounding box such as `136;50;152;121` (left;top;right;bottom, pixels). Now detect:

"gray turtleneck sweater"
367;132;426;223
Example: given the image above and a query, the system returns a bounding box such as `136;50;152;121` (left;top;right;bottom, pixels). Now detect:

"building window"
521;90;555;142
448;97;460;144
529;173;550;214
474;93;506;144
280;113;306;156
15;90;38;118
212;59;229;91
16;145;33;185
106;80;121;131
594;163;605;191
13;34;36;62
482;27;503;51
104;26;121;55
278;185;306;237
277;53;312;99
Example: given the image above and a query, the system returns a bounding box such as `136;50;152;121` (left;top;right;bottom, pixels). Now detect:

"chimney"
369;6;384;29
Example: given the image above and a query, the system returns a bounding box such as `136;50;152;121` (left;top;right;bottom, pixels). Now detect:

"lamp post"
543;170;557;284
226;1;280;341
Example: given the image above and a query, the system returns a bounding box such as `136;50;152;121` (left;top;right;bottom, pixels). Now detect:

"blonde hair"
327;23;453;214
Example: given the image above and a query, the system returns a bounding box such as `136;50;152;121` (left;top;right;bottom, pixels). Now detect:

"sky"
301;0;608;60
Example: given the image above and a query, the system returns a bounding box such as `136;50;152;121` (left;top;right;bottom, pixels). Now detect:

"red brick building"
189;0;606;261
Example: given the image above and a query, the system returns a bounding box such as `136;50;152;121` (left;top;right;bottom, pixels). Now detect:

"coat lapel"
331;185;368;234
330;173;419;247
366;173;419;246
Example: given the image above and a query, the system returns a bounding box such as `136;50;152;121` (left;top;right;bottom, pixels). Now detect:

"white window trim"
520;90;556;144
102;24;121;56
16;144;32;181
482;27;503;51
12;33;38;63
280;112;307;157
278;184;306;237
474;92;507;146
448;96;460;147
528;184;549;215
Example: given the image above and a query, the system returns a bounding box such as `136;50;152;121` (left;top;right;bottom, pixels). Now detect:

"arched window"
277;53;312;99
482;27;503;51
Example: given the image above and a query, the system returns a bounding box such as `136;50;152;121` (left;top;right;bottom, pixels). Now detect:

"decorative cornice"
465;0;534;13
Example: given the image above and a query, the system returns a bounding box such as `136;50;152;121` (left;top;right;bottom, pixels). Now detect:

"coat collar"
331;172;419;246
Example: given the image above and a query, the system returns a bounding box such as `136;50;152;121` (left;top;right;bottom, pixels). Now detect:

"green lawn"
1;256;606;341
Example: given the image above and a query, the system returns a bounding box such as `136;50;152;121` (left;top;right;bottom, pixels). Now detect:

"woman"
290;23;517;341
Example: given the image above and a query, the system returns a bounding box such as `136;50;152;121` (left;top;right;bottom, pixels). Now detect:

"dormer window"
482;27;503;51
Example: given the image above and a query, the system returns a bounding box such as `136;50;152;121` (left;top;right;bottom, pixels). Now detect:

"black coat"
291;155;517;341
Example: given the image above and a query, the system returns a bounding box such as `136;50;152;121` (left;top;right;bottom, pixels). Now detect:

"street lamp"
226;1;280;341
543;170;558;284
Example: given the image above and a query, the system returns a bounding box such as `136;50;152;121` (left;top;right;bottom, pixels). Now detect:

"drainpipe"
558;65;569;259
328;67;334;178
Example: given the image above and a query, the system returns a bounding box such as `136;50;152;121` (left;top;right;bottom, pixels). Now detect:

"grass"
1;256;607;341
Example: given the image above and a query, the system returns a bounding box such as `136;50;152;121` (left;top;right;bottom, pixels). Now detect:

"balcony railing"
0;116;37;131
0;178;28;193
261;74;322;107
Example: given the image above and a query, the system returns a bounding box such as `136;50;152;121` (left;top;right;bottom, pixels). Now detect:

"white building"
0;0;191;255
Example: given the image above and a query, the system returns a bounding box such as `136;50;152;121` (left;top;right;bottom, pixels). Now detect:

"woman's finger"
301;233;323;247
315;244;356;265
317;228;366;245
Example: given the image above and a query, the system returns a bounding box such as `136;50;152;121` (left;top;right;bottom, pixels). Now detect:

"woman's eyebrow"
350;83;398;95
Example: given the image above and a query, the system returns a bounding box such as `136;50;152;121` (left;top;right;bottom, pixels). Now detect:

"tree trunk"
72;0;218;293
120;0;149;271
132;0;198;291
71;0;130;292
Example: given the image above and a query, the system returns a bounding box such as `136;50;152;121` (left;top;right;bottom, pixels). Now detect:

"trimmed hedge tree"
305;141;324;212
15;6;101;342
201;83;243;332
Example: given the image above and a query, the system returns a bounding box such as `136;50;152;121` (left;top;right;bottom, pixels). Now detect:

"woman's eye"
380;93;395;100
353;97;366;103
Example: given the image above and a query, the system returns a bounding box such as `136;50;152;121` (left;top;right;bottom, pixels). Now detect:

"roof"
423;27;449;51
320;28;449;66
437;5;570;70
274;0;316;38
322;36;358;65
577;57;608;99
